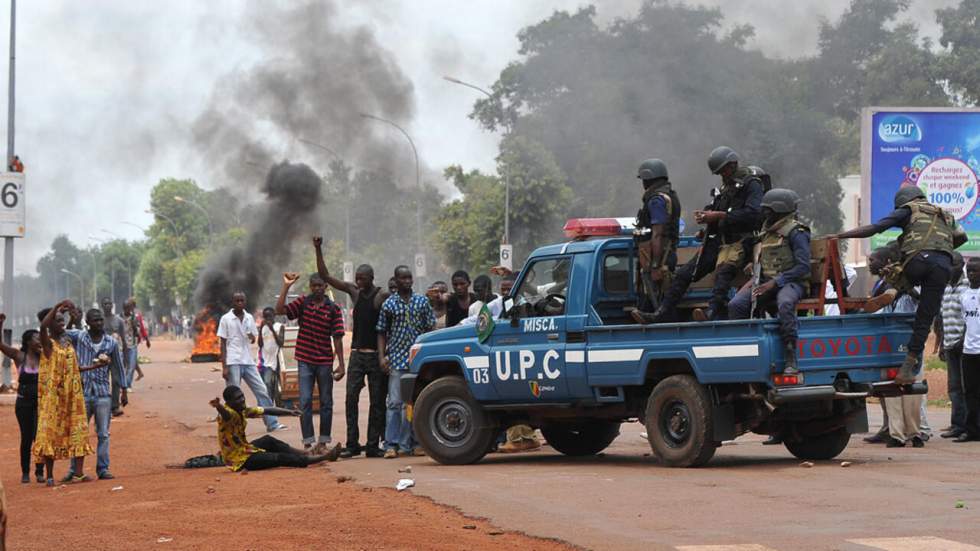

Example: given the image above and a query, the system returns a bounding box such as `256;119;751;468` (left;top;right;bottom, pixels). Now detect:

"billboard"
861;107;980;252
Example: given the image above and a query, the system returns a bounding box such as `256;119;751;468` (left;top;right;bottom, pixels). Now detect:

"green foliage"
434;136;572;272
937;0;980;106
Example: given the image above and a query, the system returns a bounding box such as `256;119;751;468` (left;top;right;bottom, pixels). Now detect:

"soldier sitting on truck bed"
727;189;810;375
646;146;765;323
835;186;966;384
630;158;682;324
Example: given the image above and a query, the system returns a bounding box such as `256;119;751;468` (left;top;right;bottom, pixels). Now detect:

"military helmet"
761;188;800;214
707;146;740;174
637;158;668;181
894;186;926;208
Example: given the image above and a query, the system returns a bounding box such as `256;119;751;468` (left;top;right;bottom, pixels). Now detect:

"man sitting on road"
211;386;340;472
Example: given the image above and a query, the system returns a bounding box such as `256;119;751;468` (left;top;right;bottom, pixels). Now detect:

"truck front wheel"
413;376;497;465
541;421;621;456
783;428;851;460
645;375;717;467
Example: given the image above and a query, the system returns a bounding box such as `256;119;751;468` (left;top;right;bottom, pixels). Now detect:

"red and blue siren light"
563;217;636;239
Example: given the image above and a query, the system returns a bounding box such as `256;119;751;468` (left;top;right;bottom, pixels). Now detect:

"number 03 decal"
472;368;490;384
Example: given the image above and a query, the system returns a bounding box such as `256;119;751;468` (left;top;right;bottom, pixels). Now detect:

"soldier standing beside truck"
631;159;682;324
650;146;765;323
836;186;966;384
728;189;810;375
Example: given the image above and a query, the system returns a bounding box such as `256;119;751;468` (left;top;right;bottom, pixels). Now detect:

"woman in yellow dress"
32;300;92;486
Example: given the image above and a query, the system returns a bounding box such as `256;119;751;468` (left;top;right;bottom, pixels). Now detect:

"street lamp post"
173;196;213;246
359;113;422;266
60;268;83;306
145;209;184;256
300;138;352;255
442;75;510;246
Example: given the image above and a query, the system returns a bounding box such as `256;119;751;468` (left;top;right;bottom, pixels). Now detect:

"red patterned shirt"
285;295;345;365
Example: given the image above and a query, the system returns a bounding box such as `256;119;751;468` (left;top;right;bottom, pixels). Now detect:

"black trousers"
241;435;313;470
345;351;388;451
661;239;740;318
961;353;980;437
960;353;980;437
14;385;43;477
903;257;950;354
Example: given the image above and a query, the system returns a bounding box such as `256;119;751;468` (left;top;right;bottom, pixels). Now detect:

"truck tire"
783;428;851;460
645;375;716;467
413;376;497;465
541;421;621;456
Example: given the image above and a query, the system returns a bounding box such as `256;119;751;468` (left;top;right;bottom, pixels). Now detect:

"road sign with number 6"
0;172;25;238
499;244;513;271
415;253;427;278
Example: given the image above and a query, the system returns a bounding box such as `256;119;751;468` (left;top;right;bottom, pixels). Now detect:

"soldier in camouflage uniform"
729;189;811;375
837;186;966;384
630;159;682;324
649;146;766;323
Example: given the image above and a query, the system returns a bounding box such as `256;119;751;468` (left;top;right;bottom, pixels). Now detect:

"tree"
937;0;980;106
435;135;572;271
470;2;847;233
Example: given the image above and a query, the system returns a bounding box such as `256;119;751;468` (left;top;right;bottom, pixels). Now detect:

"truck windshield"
514;257;570;317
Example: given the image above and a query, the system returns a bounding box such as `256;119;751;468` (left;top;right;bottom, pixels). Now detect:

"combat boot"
783;341;799;375
864;288;897;313
896;352;920;384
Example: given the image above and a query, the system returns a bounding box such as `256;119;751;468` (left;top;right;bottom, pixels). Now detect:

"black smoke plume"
194;162;322;311
191;0;420;310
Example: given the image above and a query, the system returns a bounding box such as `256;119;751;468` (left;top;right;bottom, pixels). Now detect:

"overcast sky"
0;0;956;274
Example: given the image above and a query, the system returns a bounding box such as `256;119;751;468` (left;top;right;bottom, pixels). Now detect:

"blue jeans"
298;362;334;445
385;369;415;452
125;347;139;386
69;396;112;476
226;364;278;431
729;281;805;342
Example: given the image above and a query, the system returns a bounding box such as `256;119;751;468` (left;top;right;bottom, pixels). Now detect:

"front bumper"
400;372;418;405
769;380;928;406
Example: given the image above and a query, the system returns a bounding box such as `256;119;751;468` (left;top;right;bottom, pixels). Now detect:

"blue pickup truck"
404;218;927;467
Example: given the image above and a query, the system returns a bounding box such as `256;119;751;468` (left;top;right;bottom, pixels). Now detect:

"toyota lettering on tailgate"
797;335;894;358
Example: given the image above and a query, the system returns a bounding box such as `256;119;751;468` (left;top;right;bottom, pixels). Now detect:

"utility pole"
2;0;16;387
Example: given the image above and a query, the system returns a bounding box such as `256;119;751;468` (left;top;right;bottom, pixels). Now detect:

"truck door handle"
547;333;560;341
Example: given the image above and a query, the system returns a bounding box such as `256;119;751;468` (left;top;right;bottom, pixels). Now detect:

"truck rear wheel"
645;375;716;467
541;421;621;456
413;376;497;465
783;428;851;460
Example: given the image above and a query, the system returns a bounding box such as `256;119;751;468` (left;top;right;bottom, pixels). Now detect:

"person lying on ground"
212;386;341;472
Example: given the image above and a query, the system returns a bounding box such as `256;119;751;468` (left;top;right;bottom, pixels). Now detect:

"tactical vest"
711;166;768;243
897;200;956;259
636;183;681;251
758;215;810;290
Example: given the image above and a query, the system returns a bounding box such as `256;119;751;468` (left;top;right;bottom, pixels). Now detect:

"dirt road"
0;340;570;551
4;339;980;550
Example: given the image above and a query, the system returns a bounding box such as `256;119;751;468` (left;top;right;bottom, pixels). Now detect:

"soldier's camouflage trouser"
661;239;744;320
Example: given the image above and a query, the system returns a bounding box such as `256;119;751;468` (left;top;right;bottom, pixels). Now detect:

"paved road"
138;340;980;551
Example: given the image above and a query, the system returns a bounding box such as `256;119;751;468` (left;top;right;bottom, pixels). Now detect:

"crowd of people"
1;298;150;486
205;236;542;473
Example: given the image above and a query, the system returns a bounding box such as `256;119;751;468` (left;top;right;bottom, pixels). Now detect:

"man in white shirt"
257;306;284;399
217;292;285;433
954;257;980;442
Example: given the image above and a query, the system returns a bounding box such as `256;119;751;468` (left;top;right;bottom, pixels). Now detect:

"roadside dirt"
0;339;574;551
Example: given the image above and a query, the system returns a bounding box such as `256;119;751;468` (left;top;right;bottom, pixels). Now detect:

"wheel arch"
413;360;466;403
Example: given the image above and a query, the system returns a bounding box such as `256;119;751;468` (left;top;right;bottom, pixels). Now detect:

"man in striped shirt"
933;252;967;438
276;272;346;452
65;308;127;481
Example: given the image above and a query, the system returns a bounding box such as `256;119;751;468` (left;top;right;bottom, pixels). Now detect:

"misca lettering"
797;335;893;358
